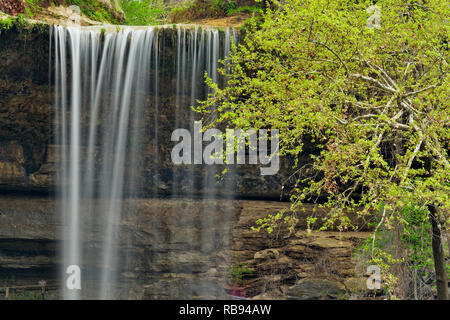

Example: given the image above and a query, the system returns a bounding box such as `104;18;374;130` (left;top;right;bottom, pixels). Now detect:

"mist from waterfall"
53;25;236;299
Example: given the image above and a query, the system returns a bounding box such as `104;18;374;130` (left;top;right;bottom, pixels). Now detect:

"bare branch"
401;131;424;184
403;62;412;80
313;40;349;75
390;122;411;131
425;139;450;169
372;207;386;256
350;73;396;93
350;114;378;121
404;84;437;97
366;60;398;90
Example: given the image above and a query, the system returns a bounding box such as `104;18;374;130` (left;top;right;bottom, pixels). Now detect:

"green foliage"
198;0;449;229
77;1;118;23
16;13;25;25
306;216;317;231
0;16;14;30
400;204;434;271
356;225;403;298
230;260;253;285
170;0;262;22
64;0;121;23
210;0;245;16
170;0;219;22
225;3;263;16
252;208;298;234
356;203;449;298
120;0;166;25
371;247;404;298
24;0;43;18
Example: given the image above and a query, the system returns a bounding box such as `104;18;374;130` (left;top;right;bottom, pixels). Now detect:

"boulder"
286;278;347;300
344;277;368;296
254;249;280;260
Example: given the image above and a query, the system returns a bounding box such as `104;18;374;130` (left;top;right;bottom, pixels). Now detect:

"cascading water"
53;25;236;299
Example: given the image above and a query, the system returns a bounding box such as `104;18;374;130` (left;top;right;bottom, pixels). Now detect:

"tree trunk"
446;227;450;259
428;205;449;300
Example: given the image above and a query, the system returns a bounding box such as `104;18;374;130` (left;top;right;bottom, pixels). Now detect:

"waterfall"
53;25;236;299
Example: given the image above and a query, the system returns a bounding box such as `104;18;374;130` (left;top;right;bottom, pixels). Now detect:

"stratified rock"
0;141;26;185
286;278;347;300
0;196;370;299
254;249;280;260
230;202;371;297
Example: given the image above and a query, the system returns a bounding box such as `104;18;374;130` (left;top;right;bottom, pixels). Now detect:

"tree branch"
401;131;424;184
313;40;349;75
350;73;396;93
404;84;437;97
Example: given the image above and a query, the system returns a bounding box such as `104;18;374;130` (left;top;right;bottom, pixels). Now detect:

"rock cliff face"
0;22;53;192
0;196;370;299
0;22;300;198
229;201;371;299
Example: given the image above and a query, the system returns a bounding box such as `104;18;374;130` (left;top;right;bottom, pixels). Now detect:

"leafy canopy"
198;0;449;230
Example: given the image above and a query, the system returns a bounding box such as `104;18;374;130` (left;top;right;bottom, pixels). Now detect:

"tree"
198;0;449;299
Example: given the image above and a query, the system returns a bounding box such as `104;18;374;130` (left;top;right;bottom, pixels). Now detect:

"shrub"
120;0;166;25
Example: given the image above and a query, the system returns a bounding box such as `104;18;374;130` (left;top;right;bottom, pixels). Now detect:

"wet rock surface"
0;24;53;192
0;25;299;199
